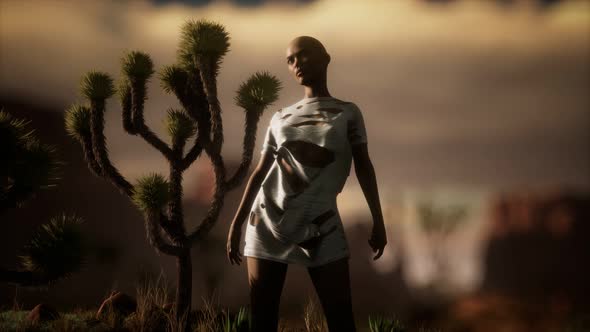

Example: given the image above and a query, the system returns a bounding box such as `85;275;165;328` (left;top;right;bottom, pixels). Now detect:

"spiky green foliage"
0;109;34;152
177;18;230;69
1;110;61;207
368;315;407;332
64;104;92;140
222;307;250;332
121;50;155;82
235;71;282;115
165;109;196;143
80;71;115;100
159;65;189;94
132;174;171;212
19;214;86;282
117;77;132;101
16;138;61;191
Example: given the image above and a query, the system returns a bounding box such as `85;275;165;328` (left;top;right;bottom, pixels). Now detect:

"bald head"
286;36;331;85
287;36;330;63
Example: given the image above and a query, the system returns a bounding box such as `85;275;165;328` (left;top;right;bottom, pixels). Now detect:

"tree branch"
224;111;261;190
196;58;223;154
89;99;133;196
79;133;103;177
135;123;174;161
168;141;187;235
144;211;183;256
186;146;227;244
129;80;173;160
185;70;211;148
180;137;203;171
120;82;136;135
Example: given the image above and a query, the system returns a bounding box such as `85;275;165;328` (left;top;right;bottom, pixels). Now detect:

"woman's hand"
227;222;243;265
368;222;387;260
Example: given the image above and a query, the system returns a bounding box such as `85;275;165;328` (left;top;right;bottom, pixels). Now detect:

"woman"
227;35;387;332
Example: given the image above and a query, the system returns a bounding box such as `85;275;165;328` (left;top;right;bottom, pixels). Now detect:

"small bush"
368;315;407;332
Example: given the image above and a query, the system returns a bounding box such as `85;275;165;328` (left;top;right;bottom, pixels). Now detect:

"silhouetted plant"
222;306;250;332
418;202;468;235
64;18;281;322
368;315;407;332
0;109;60;212
417;199;470;291
0;110;86;286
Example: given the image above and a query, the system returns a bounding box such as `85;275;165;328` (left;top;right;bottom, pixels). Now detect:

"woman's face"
286;40;328;86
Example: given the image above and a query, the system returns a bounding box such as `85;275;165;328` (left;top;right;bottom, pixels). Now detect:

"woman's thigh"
307;257;356;331
247;257;288;305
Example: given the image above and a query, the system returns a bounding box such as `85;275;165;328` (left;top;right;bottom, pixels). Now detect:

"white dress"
243;96;368;267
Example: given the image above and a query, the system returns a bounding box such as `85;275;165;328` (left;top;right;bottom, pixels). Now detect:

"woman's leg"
247;257;288;332
307;257;356;332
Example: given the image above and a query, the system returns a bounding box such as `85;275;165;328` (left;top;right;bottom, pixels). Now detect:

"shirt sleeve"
347;104;368;145
260;116;278;155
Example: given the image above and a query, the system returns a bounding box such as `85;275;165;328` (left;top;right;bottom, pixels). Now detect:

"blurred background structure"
1;0;589;330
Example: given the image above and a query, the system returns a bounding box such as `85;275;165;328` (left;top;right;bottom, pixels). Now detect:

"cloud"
1;0;588;192
150;0;318;7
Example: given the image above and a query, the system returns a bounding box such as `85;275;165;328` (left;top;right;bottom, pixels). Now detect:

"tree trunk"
175;248;193;327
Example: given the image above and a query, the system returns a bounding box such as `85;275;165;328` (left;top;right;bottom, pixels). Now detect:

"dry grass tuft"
303;294;328;332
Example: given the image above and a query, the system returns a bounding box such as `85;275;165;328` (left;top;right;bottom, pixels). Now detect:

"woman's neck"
303;84;331;99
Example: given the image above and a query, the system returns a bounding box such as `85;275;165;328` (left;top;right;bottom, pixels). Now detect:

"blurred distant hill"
482;190;590;312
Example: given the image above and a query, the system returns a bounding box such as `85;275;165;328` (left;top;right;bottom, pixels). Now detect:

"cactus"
0;110;86;286
64;18;281;321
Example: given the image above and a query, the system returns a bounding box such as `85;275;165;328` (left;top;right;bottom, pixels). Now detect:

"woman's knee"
308;257;351;289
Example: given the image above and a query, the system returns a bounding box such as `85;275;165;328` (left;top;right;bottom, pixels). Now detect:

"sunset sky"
1;0;589;206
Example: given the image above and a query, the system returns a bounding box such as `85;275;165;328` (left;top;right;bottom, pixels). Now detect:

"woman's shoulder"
325;97;359;112
329;98;362;118
331;97;355;105
269;98;360;121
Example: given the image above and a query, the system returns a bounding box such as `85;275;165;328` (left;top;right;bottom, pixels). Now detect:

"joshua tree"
64;19;281;321
0;109;86;286
417;200;469;291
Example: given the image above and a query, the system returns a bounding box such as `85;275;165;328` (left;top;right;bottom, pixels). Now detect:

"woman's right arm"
227;148;275;265
231;148;275;228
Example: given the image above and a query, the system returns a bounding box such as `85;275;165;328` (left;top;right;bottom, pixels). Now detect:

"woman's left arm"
352;142;387;260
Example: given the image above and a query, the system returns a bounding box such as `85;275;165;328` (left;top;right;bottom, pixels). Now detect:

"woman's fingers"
228;248;243;265
368;238;385;260
373;248;384;260
227;225;243;265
